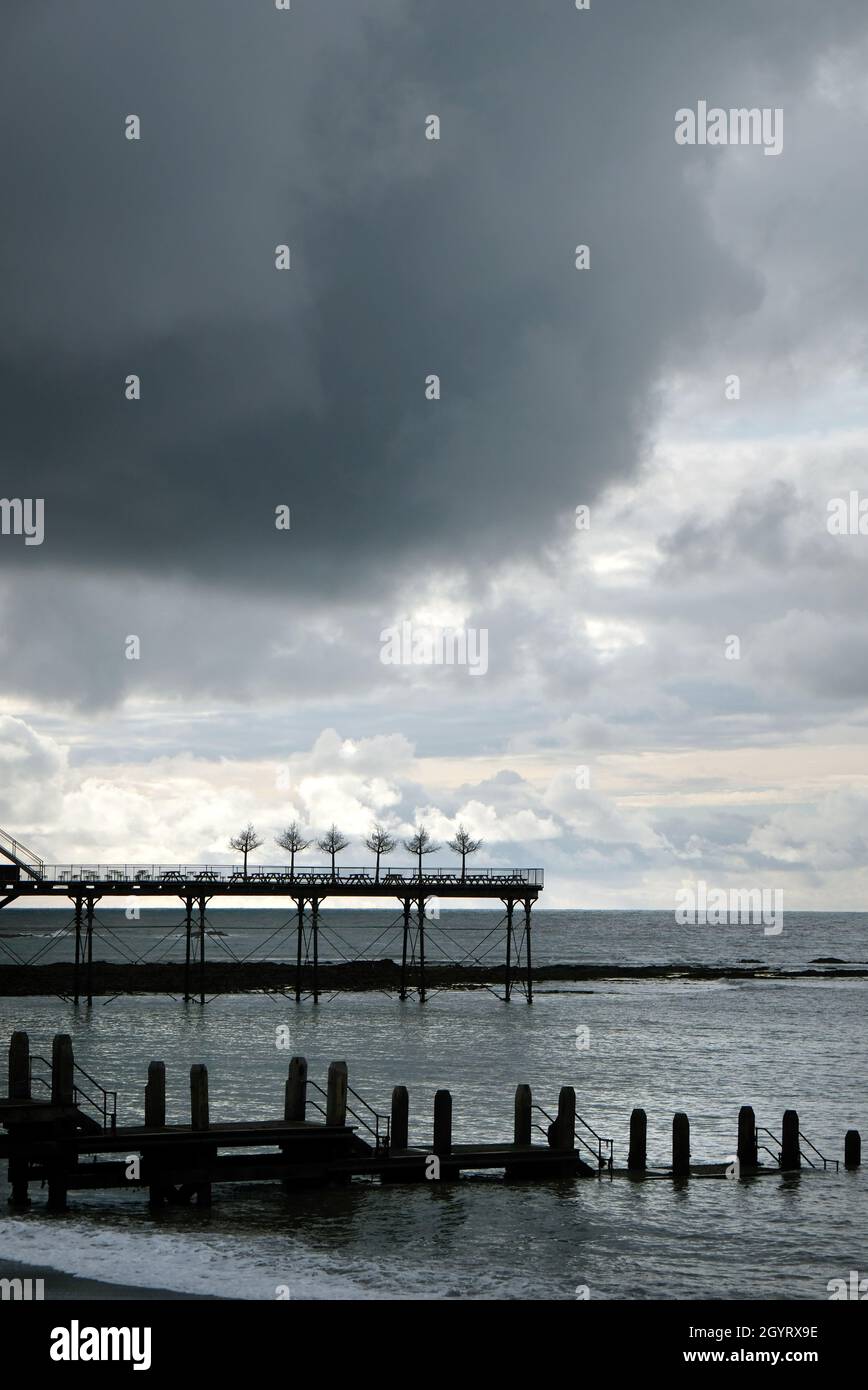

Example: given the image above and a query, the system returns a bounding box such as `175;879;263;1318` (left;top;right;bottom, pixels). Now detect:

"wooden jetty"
1;1034;857;1211
0;828;542;1005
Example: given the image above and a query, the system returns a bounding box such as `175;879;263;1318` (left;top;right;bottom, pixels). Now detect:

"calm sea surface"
1;911;866;1299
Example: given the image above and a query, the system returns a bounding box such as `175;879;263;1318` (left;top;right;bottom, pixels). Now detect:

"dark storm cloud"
7;0;858;601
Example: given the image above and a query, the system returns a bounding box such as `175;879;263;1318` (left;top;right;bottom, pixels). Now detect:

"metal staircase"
28;1052;117;1133
0;827;45;879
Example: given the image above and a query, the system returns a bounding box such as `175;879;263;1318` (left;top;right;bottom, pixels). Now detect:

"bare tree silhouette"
364;823;397;883
229;823;263;879
447;824;483;881
403;824;440;880
317;823;350;879
275;821;312;878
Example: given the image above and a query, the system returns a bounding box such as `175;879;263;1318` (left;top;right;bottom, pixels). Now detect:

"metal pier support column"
183;897;193;1002
294;896;304;1004
197;896;207;1006
417;896;426;1004
85;897;95;1007
73;896;83;1005
505;899;514;1001
524;897;533;1004
311;897;320;1004
399;898;411;1001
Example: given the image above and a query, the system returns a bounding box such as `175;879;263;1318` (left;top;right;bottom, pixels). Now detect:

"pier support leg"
781;1109;800;1170
672;1112;690;1176
311;899;320;1005
73;897;82;1005
198;897;207;1006
85;897;95;1007
183;898;193;1002
46;1165;68;1213
399;899;410;1001
8;1156;30;1209
417;897;426;1004
628;1108;647;1173
294;897;304;1004
524;898;533;1003
505;900;514;1001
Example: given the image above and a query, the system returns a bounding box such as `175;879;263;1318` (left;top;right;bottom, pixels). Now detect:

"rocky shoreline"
1;958;866;996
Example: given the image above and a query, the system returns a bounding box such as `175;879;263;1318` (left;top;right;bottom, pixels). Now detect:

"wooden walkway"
2;1032;859;1212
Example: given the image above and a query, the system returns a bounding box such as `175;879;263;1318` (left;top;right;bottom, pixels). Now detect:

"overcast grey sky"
3;1;868;906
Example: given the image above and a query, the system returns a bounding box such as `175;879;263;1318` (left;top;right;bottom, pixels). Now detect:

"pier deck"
0;850;543;1005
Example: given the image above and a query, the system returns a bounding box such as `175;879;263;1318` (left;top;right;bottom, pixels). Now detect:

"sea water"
0;911;866;1300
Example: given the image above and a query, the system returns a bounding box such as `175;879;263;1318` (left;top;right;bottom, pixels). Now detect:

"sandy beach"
0;1258;218;1301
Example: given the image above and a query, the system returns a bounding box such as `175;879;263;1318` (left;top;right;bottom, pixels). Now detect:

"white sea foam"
0;1218;397;1300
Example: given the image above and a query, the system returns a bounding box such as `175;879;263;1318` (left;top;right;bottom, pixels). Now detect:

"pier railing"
307;1077;391;1154
532;1101;614;1171
29;1052;117;1131
756;1124;840;1172
26;864;544;889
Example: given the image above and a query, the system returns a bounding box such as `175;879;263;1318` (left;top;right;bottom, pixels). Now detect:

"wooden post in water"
326;1061;348;1126
554;1086;576;1151
433;1089;452;1157
285;1056;308;1121
628;1108;647;1172
391;1085;409;1150
145;1061;166;1128
672;1112;690;1176
7;1031;31;1209
190;1064;209;1130
190;1063;211;1205
514;1084;532;1146
844;1130;861;1169
51;1033;74;1106
8;1031;30;1100
46;1034;75;1211
781;1109;800;1170
737;1105;758;1169
145;1061;167;1207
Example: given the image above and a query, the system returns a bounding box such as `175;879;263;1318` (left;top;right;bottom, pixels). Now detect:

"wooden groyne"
0;1034;858;1212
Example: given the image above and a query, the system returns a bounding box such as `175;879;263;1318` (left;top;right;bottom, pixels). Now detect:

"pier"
1;1033;857;1212
0;828;541;1005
